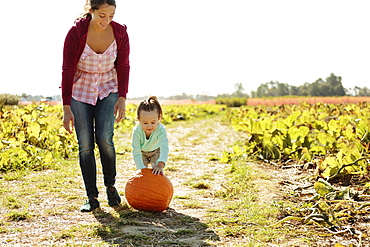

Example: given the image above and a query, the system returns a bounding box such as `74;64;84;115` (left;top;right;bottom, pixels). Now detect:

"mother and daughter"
61;0;169;212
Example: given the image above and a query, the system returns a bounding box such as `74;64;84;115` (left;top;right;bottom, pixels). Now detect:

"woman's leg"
95;93;121;206
71;98;99;199
94;93;118;188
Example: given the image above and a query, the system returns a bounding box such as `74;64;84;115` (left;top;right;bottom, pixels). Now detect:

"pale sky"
2;0;370;98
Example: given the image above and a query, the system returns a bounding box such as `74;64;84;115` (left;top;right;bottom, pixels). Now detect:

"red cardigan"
61;17;130;105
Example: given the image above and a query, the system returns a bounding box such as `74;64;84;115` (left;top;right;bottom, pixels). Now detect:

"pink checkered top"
72;40;118;105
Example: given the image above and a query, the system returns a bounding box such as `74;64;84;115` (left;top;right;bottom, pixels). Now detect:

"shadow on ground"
93;205;219;246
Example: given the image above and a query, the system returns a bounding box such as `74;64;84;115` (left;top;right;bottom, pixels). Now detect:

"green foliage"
223;102;370;239
224;102;370;179
0;104;78;172
252;73;346;97
0;94;20;106
355;86;370;96
1;104;223;173
163;104;222;122
217;83;249;99
215;97;247;107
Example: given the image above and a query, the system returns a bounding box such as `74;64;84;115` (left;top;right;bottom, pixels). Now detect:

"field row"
225;102;370;179
223;102;370;239
0;104;224;173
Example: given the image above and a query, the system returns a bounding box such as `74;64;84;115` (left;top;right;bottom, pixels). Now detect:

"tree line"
5;73;369;107
163;73;370;102
250;73;370;98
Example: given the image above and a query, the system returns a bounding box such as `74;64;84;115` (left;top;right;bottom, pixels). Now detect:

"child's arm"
153;125;169;175
157;129;169;165
132;128;146;169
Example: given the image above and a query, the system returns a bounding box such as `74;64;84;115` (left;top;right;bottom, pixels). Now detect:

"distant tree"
358;87;370;96
252;73;347;98
225;71;367;99
21;93;31;100
325;73;345;96
25;95;44;101
299;83;311;96
267;81;278;97
0;94;20;105
232;83;249;97
254;81;288;97
250;90;257;98
308;78;325;96
235;83;244;92
352;86;362;96
232;83;245;97
277;82;290;96
217;83;249;98
194;94;214;101
348;86;368;96
216;93;230;98
289;85;299;96
256;81;279;98
168;93;191;100
255;83;269;97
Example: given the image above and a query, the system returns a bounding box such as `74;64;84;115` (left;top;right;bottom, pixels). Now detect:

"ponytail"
137;96;163;119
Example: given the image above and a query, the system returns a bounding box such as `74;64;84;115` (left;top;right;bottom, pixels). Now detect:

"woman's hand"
114;97;126;122
152;162;165;175
63;105;75;134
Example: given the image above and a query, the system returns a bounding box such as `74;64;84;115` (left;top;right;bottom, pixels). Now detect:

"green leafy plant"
0;105;77;172
223;102;370;240
224;102;370;179
0;103;225;173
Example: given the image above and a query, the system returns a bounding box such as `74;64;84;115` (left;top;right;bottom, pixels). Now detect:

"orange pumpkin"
125;168;174;212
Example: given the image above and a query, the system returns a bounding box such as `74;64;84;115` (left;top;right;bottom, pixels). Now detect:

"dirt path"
0;115;281;246
112;115;255;246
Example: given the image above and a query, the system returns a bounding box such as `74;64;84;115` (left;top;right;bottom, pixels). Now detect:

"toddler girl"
132;96;169;175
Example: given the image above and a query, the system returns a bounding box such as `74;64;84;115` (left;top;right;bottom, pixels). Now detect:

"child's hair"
76;0;116;22
137;96;163;119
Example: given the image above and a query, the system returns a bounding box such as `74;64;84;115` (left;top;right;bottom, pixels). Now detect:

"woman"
61;0;130;212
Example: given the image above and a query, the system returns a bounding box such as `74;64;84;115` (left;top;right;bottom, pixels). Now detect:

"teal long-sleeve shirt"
132;123;169;169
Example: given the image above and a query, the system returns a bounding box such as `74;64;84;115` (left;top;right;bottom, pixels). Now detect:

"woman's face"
90;3;116;30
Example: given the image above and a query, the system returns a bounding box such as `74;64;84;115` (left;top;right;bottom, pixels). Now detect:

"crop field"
223;101;370;245
0;103;223;173
1;101;370;246
247;96;370;106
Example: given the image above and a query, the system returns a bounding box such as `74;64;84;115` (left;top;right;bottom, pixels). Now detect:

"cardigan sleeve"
61;26;80;105
114;25;130;99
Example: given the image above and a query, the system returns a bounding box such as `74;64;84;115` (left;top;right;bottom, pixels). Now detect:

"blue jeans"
71;93;118;199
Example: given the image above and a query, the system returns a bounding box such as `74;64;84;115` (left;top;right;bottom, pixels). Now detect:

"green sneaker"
80;198;100;212
107;187;121;207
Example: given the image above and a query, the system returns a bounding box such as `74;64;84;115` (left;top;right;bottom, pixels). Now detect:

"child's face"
138;110;161;137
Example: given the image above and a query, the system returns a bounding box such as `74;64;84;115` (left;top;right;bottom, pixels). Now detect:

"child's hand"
152;162;165;175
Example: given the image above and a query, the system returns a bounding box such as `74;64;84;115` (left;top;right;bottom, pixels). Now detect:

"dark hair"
77;0;116;21
137;96;163;119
